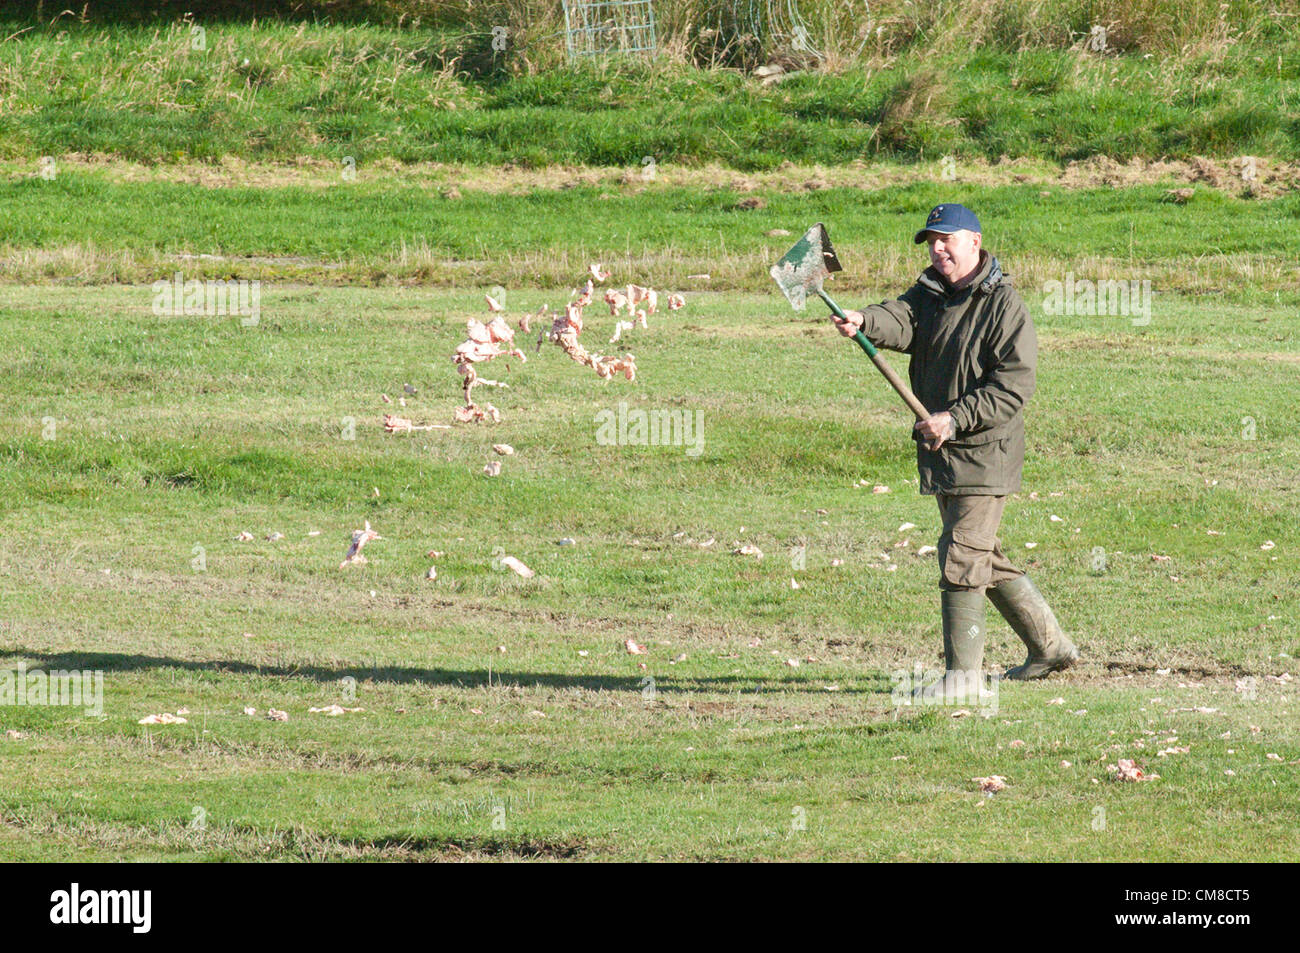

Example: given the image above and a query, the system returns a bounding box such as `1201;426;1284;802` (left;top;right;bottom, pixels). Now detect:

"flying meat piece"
341;521;382;568
453;311;524;419
454;340;502;364
564;302;583;334
456;366;509;421
614;355;637;379
456;269;653;418
604;289;628;316
548;299;636;381
486;315;515;343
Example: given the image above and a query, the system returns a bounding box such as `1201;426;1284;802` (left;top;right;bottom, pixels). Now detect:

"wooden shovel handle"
817;290;930;422
861;336;930;422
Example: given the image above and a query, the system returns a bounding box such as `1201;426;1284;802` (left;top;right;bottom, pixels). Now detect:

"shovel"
770;223;930;422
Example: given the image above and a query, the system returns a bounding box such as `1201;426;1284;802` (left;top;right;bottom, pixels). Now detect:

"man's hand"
915;411;957;451
831;309;865;338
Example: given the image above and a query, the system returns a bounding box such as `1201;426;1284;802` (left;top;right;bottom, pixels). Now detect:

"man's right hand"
831;309;865;338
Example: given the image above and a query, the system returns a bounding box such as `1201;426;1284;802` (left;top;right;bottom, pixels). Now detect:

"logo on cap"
915;203;981;244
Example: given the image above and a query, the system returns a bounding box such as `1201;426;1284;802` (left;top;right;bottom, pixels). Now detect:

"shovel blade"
769;222;843;311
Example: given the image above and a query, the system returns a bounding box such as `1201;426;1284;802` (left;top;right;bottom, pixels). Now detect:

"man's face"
925;229;981;284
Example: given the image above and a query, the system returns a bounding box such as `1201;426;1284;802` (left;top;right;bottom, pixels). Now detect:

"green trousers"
935;493;1024;593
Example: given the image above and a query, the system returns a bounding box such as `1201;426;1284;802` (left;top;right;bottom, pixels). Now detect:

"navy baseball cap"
914;204;981;243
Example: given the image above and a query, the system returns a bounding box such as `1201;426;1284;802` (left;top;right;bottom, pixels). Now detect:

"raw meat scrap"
341;521;382;568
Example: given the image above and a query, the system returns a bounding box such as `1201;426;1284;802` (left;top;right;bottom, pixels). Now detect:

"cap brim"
914;226;960;244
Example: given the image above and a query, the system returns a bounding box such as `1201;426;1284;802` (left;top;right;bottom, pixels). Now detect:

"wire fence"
731;0;824;59
562;0;658;59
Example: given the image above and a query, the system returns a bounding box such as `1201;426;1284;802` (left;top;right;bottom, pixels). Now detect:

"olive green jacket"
858;251;1036;496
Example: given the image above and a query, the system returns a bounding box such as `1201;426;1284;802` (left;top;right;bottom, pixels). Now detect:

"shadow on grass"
0;647;897;697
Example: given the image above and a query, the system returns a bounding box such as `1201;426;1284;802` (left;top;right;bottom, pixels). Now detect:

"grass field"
1;3;1297;863
2;157;1297;292
0;272;1296;860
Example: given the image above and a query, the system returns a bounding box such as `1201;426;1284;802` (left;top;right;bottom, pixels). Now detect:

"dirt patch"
1055;653;1256;688
1100;657;1254;679
1059;154;1295;198
401;834;593;860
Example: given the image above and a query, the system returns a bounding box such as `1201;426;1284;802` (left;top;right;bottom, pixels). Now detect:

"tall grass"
5;0;1297;69
0;7;1295;164
356;0;1300;71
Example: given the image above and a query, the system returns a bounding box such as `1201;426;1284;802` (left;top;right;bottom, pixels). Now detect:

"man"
833;204;1079;699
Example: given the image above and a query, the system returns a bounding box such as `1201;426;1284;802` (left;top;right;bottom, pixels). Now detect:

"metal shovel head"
769;222;843;311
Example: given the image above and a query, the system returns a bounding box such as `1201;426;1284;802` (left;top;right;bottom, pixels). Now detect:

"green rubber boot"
988;574;1080;680
915;590;992;703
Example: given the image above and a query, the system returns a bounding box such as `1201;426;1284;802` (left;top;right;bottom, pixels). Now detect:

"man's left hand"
915;411;957;451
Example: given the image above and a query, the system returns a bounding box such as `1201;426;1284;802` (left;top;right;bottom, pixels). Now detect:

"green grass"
0;17;1297;166
1;3;1297;858
2;165;1297;297
0;282;1296;860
